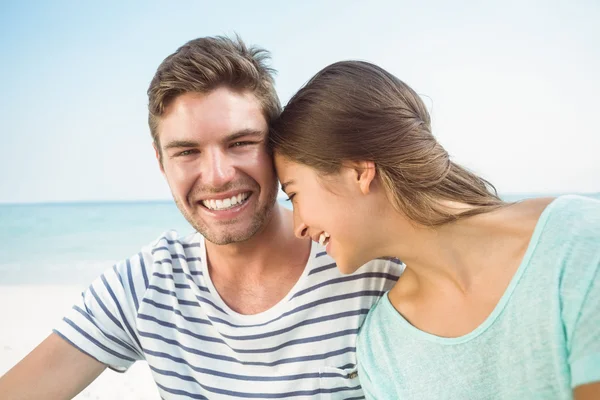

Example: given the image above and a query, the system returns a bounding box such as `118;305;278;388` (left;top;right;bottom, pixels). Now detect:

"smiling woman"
275;155;381;273
270;60;600;400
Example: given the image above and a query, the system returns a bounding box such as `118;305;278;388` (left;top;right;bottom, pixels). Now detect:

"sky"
1;0;598;204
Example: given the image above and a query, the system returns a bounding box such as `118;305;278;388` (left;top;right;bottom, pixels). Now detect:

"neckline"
382;197;558;345
199;236;316;325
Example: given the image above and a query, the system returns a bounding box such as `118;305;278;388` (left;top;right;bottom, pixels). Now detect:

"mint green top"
357;195;600;399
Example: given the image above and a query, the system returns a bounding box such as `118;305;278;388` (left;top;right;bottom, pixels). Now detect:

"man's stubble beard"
174;178;279;245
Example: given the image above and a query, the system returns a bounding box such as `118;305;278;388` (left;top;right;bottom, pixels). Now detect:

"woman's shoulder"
493;195;600;271
510;195;599;236
522;195;600;271
539;195;600;236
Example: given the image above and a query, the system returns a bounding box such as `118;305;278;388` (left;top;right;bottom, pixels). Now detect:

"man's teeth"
319;232;330;246
202;193;250;211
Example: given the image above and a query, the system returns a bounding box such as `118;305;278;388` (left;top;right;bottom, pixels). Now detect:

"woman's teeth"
319;232;330;246
202;192;250;211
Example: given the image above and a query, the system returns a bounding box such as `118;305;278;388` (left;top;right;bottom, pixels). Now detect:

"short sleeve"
568;263;600;388
53;253;150;371
557;196;600;388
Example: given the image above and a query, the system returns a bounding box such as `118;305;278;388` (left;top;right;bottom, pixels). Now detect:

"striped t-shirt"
54;230;403;399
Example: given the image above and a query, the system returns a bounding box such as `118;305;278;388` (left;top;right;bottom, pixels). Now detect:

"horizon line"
1;192;598;206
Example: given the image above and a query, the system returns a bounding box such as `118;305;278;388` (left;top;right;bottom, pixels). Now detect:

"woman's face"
274;154;384;274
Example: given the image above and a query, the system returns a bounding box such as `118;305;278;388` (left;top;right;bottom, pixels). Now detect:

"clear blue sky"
1;0;599;203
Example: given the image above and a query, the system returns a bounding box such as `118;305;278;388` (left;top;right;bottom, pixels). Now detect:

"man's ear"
153;142;165;174
347;160;376;195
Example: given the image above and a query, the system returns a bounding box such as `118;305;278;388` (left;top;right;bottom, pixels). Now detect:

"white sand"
0;285;160;399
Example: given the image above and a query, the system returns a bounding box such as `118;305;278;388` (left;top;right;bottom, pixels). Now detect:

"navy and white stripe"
55;230;402;399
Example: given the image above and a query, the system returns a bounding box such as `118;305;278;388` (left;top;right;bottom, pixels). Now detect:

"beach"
0;284;160;399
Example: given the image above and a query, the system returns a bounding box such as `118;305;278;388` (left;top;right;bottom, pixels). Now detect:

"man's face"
155;88;279;245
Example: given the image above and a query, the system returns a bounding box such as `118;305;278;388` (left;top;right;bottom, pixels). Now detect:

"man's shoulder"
141;229;203;259
357;257;405;281
365;257;404;271
88;230;202;304
114;230;202;278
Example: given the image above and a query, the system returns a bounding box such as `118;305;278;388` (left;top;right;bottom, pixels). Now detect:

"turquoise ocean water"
1;193;598;285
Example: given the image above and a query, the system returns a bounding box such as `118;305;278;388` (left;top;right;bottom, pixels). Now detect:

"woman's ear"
347;161;376;195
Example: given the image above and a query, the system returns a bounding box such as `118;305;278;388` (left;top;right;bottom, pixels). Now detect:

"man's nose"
204;149;235;187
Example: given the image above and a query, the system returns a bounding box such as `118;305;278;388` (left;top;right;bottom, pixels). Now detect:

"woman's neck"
376;201;534;295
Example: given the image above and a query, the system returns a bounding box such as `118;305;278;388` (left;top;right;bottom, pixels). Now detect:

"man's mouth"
200;192;251;211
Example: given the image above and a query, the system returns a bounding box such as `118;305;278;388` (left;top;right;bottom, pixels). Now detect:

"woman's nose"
294;221;309;239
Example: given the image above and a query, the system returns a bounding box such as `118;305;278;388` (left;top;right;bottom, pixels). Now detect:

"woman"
270;61;600;399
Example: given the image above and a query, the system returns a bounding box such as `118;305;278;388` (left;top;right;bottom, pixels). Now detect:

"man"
0;35;402;399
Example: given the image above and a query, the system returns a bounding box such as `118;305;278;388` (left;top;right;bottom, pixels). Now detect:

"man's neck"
204;204;308;281
204;204;311;314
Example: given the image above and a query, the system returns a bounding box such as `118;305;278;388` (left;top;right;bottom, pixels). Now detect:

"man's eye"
176;149;198;157
231;141;255;147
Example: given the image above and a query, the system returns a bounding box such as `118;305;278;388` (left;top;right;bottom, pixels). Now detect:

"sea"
1;193;598;285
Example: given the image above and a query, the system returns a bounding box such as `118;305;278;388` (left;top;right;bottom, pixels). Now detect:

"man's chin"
202;230;255;246
197;219;263;245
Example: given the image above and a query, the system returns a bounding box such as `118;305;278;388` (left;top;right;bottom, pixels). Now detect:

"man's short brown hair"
148;35;281;147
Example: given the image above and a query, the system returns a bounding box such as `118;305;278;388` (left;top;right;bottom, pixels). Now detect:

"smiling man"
0;36;402;399
157;88;279;247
